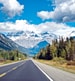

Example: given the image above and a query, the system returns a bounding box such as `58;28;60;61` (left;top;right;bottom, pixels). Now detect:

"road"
34;60;75;81
0;59;75;81
0;60;50;81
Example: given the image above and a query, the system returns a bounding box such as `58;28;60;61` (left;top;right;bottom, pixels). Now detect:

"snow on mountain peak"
6;31;57;48
69;31;75;37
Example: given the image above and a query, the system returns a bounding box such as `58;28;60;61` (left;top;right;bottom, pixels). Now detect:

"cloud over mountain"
0;20;75;38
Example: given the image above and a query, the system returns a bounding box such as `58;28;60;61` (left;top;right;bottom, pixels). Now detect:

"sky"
0;0;75;37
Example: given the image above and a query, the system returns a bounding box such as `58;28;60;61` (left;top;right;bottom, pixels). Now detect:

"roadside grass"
0;59;26;65
0;60;14;65
36;58;75;74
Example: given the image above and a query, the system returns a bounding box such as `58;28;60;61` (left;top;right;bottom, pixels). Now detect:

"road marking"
0;73;6;77
12;67;18;70
33;61;53;81
0;62;25;78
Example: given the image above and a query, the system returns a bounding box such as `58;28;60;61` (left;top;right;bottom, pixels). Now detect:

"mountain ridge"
6;31;57;48
0;33;28;54
2;30;75;55
28;40;49;55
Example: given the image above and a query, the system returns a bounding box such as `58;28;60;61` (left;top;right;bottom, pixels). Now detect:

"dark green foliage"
0;49;26;61
36;37;75;61
45;45;53;60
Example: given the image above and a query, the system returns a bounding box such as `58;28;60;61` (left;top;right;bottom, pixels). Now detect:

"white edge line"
32;60;53;81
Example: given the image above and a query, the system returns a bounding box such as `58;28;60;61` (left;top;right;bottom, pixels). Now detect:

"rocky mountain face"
6;31;57;48
4;31;57;55
28;40;49;55
0;33;28;53
3;30;75;55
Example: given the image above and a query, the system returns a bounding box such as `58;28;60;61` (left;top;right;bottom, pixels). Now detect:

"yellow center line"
0;63;24;78
12;66;18;70
0;73;7;78
0;67;18;78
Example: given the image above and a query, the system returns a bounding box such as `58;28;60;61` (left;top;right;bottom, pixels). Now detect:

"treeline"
36;37;75;61
0;49;27;61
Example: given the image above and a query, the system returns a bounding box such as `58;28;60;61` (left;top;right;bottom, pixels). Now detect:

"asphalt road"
0;59;75;81
0;60;50;81
34;60;75;81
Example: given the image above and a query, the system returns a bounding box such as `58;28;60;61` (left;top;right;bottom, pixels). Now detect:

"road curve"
0;60;50;81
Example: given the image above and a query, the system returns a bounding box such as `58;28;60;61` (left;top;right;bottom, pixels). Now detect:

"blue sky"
0;0;53;24
0;0;75;37
19;0;52;23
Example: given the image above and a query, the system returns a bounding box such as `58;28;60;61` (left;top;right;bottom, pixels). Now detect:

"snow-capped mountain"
28;40;49;55
6;31;57;48
0;33;28;54
5;31;58;54
7;31;24;37
69;31;75;37
4;30;75;55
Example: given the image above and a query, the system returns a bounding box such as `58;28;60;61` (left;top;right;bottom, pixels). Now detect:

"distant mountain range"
1;30;75;55
0;33;49;55
6;31;57;48
28;40;49;55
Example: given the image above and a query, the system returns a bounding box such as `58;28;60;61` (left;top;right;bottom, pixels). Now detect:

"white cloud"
37;22;75;37
37;0;75;22
37;11;53;20
0;20;37;33
0;0;24;17
0;20;75;38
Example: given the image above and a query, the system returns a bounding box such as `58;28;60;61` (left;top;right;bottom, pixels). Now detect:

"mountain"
3;30;75;55
28;40;49;55
0;33;17;50
0;33;28;53
6;31;57;48
69;31;75;37
5;31;57;55
7;31;24;37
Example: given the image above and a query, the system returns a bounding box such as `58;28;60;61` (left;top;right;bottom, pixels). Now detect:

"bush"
53;57;66;64
67;61;75;65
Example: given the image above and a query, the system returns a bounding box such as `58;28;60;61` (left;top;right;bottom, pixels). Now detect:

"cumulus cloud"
36;22;75;37
37;0;75;22
0;0;24;17
0;20;37;33
0;20;75;37
37;11;53;20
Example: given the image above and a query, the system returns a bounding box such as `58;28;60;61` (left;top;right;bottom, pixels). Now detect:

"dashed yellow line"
12;67;18;70
0;67;18;78
0;73;6;78
0;63;24;78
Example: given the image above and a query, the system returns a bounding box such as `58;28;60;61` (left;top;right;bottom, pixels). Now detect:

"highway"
0;59;75;81
0;60;50;81
34;60;75;81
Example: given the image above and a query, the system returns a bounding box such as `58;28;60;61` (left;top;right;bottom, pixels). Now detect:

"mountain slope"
6;31;57;48
2;30;75;55
0;33;28;54
0;33;17;50
28;40;49;55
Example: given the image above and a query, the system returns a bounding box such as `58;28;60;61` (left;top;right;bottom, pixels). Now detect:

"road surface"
0;60;50;81
0;59;75;81
34;60;75;81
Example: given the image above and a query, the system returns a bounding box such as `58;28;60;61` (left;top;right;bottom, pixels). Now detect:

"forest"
0;49;26;62
36;37;75;62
